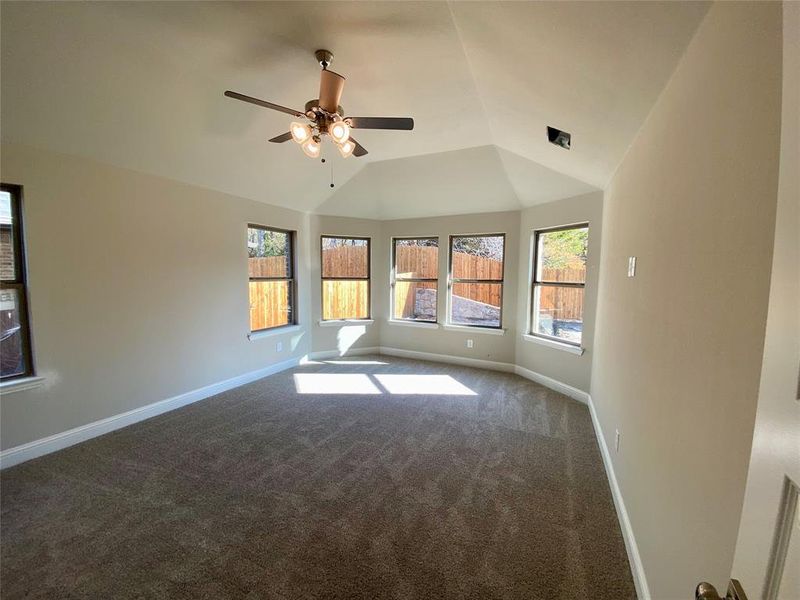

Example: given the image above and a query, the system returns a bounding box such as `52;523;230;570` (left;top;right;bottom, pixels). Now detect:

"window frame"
320;235;371;321
391;236;439;324
1;183;34;381
247;223;297;333
530;222;589;348
447;232;506;330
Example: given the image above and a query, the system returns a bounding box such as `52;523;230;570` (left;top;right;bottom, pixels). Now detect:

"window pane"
322;280;369;320
249;281;292;331
322;237;369;278
533;285;584;345
537;227;588;284
395;238;438;279
248;228;291;278
394;281;437;322
1;191;16;281
1;287;28;377
451;282;501;328
451;235;504;280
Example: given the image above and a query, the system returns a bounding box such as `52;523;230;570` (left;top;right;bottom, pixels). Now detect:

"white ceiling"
1;1;709;219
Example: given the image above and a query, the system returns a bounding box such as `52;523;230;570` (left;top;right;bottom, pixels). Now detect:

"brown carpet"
1;355;635;599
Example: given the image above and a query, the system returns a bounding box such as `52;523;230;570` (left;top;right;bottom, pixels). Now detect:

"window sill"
0;376;46;395
248;324;302;341
443;324;506;336
318;319;374;327
522;334;585;355
388;319;439;330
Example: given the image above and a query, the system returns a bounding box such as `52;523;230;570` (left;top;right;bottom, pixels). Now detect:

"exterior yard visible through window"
448;234;505;329
531;225;588;346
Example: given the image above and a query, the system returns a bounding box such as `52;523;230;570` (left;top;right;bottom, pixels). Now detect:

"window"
392;237;438;323
1;184;33;380
531;224;589;346
248;225;296;332
321;236;370;320
448;234;505;329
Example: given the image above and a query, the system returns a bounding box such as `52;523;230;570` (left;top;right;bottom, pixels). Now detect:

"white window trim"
318;319;375;327
443;323;505;336
248;324;303;341
522;333;584;355
388;319;439;330
0;376;46;395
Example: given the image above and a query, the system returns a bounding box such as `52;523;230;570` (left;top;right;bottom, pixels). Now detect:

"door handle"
695;579;748;600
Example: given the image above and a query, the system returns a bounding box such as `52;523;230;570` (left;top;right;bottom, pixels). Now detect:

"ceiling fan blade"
346;117;414;130
351;137;368;157
268;132;293;143
224;91;304;117
318;70;345;113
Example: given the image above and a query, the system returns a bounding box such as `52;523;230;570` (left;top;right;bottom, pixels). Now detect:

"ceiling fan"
225;49;414;159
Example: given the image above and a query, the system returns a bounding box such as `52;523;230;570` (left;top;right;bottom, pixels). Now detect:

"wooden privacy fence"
249;256;289;278
537;267;586;321
395;245;503;307
248;256;291;330
249;247;586;328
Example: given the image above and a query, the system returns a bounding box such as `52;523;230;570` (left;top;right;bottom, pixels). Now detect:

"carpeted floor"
1;355;635;599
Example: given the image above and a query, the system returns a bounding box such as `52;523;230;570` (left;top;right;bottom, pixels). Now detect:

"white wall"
0;143;313;451
732;1;800;595
590;2;782;597
514;192;602;392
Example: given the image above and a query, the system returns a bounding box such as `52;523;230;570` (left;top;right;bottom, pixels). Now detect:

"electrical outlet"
276;341;283;353
627;256;637;277
466;339;474;349
615;429;621;453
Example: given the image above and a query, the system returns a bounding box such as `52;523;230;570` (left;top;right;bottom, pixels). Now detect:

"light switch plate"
276;341;283;352
627;256;637;277
466;339;474;349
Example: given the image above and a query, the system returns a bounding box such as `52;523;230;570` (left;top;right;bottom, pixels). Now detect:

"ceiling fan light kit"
290;121;312;144
301;137;322;159
225;49;414;160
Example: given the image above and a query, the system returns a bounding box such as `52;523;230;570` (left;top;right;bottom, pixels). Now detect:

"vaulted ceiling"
1;1;710;219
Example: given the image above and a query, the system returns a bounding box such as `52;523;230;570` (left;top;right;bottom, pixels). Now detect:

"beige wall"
0;143;313;450
514;192;602;392
733;1;800;595
0;141;595;453
590;2;782;598
378;211;520;364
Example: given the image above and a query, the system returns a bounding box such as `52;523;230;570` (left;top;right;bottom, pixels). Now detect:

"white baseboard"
307;346;380;361
0;356;302;470
377;346;516;373
587;394;651;599
514;365;589;405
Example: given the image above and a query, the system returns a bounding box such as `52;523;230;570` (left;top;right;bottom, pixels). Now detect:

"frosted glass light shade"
302;138;321;158
337;139;355;158
290;121;312;144
329;120;350;144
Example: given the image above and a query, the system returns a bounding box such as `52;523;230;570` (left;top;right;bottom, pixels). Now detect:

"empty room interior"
1;1;798;599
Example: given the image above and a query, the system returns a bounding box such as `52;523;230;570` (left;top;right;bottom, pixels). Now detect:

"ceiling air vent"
547;126;571;150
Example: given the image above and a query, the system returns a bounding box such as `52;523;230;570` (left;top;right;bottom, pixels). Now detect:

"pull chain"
321;156;335;188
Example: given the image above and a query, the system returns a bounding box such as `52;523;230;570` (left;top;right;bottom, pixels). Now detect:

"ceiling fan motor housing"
305;99;344;118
